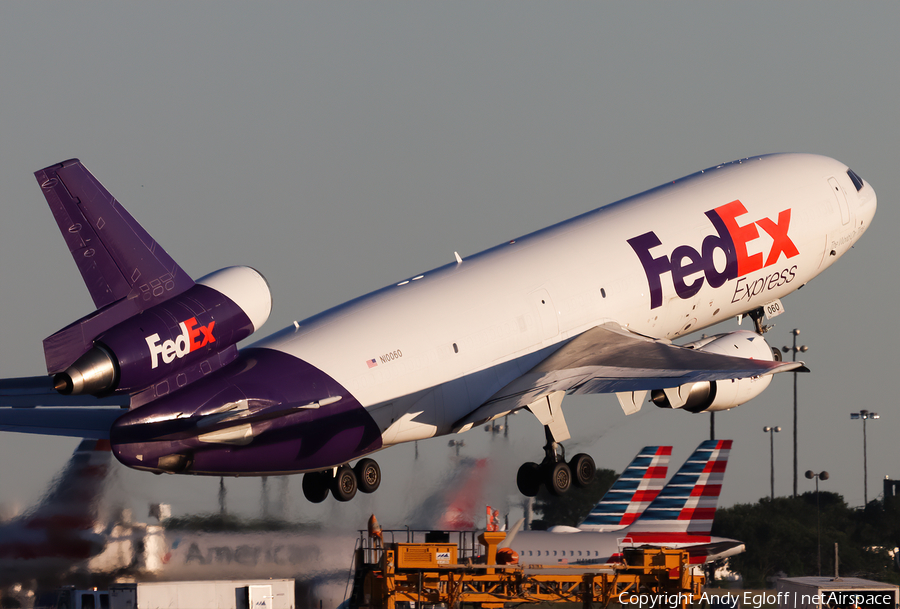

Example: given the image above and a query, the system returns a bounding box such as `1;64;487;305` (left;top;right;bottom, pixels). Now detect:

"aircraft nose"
861;185;877;226
849;167;877;228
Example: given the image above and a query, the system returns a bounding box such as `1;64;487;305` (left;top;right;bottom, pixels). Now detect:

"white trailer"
109;579;295;609
776;576;898;609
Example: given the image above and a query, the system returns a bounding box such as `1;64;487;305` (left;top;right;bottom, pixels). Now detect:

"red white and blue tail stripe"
578;446;671;531
627;439;731;535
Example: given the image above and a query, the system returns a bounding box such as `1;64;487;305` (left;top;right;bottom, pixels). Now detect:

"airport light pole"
806;469;830;576
219;477;227;515
850;409;880;506
763;426;781;500
782;329;808;498
448;439;465;456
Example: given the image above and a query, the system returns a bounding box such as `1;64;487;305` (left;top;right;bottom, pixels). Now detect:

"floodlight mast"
806;469;830;576
763;425;781;500
850;409;880;506
782;329;808;498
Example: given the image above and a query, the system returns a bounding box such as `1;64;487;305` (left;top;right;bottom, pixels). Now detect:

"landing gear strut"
516;417;596;497
302;457;382;503
747;307;771;335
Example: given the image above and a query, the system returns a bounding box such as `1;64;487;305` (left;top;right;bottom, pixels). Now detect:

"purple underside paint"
110;348;383;475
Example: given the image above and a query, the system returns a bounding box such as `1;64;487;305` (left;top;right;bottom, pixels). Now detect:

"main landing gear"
302;458;381;503
516;426;596;496
515;390;596;497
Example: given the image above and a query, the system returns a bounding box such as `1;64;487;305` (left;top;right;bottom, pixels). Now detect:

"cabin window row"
525;550;600;557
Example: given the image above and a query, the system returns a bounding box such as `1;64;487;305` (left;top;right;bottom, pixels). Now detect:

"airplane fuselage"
100;154;875;475
507;529;745;567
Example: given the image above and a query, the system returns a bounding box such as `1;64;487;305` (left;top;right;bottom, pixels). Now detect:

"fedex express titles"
627;200;799;309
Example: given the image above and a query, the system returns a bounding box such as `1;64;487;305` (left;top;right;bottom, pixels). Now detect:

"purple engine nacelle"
53;266;272;400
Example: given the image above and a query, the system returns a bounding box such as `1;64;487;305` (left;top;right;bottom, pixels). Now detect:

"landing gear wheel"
332;465;358;502
302;471;330;503
569;453;595;488
354;458;381;494
546;461;572;496
517;462;541;497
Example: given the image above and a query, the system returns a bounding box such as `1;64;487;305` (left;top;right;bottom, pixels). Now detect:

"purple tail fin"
37;160;195;374
35;159;194;309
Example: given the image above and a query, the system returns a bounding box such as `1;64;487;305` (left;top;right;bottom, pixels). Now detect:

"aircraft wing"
453;322;806;432
0;376;128;438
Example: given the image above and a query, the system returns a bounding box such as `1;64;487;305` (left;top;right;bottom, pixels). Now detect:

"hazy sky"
1;3;898;529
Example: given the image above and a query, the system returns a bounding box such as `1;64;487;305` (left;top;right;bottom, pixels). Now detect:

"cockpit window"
847;169;864;192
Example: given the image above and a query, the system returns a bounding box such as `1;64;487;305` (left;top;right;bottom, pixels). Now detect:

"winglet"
498;518;525;549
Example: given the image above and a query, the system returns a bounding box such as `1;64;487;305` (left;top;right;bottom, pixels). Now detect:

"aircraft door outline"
828;176;851;225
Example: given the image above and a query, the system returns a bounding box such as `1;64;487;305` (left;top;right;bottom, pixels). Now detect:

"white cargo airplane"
0;154;875;503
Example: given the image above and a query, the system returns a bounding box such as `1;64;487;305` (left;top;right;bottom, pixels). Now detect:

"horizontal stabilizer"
1;376;125;438
0;408;123;439
0;376;130;407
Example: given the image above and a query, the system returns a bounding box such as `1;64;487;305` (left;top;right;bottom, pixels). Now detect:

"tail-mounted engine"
651;330;778;413
50;266;271;400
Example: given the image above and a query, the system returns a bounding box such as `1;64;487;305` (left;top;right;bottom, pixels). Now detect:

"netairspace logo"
628;200;799;310
618;590;895;608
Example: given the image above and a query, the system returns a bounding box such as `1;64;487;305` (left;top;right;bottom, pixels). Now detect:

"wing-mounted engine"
650;330;780;413
51;266;271;403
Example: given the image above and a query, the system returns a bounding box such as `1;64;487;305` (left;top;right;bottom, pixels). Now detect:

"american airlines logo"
145;317;215;369
627;200;799;309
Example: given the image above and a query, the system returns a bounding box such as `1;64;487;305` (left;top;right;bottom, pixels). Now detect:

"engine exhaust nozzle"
53;345;118;395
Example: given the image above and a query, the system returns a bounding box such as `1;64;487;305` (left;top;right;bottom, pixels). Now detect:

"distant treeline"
712;492;900;588
534;471;900;588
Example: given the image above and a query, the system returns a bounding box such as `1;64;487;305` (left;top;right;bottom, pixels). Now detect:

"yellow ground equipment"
349;529;705;608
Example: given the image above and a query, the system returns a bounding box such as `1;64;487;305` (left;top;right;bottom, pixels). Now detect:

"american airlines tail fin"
22;439;112;531
577;446;671;532
627;439;731;535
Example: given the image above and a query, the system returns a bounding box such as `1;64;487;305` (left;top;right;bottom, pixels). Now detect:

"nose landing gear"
302;457;382;503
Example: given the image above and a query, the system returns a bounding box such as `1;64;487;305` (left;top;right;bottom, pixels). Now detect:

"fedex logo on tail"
146;317;215;369
627;200;800;309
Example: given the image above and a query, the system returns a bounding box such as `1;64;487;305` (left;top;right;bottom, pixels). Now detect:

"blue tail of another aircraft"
577;446;671;532
628;439;732;536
